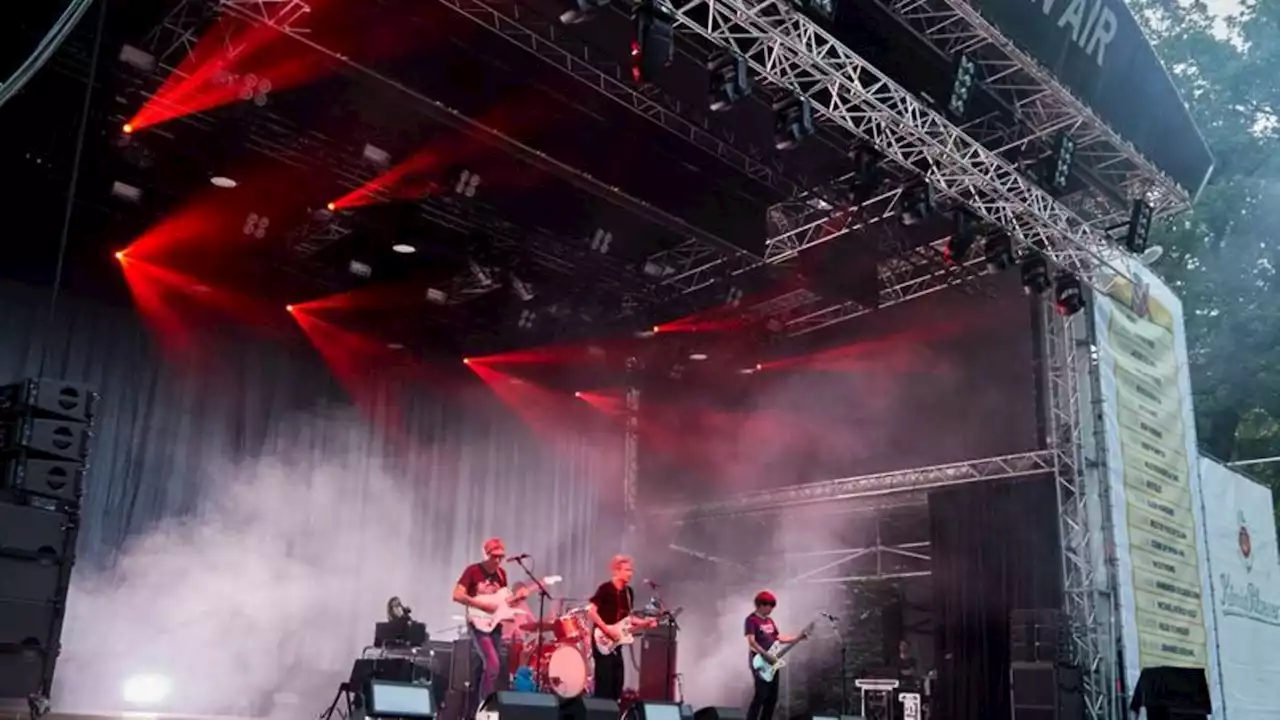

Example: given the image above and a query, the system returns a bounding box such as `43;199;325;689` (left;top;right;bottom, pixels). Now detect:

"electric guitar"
750;621;814;682
466;575;562;633
593;607;682;654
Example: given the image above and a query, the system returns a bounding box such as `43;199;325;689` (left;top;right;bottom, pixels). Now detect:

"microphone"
403;606;413;615
820;611;840;622
643;578;661;589
505;553;531;563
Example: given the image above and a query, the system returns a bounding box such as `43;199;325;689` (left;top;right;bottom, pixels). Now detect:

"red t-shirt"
457;563;507;597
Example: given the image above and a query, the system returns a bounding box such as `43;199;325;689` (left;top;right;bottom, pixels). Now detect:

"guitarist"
586;555;657;699
452;537;513;717
744;591;805;720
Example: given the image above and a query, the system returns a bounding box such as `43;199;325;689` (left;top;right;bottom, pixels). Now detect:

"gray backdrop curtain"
0;282;621;716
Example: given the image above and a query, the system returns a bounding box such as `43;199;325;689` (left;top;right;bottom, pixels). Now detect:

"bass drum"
537;644;590;698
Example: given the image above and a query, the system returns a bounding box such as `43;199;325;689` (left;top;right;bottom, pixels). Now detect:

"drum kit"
506;604;594;698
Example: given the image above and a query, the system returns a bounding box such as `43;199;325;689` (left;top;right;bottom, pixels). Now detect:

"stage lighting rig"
468;259;495;287
1123;199;1154;253
708;53;750;112
632;2;675;84
983;233;1014;272
947;54;978;119
1046;133;1075;193
454;169;482;197
898;183;932;226
243;212;270;238
1019;253;1051;296
349;260;373;278
1053;272;1085;316
944;210;978;264
773;95;814;150
517;309;537;330
561;0;611;24
511;275;535;301
844;146;884;205
110;181;143;203
590;228;613;254
362;143;392;167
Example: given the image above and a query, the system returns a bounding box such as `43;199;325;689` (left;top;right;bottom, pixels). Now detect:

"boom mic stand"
826;613;851;715
514;556;551;688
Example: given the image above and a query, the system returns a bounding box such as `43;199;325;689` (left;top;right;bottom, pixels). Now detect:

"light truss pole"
622;357;642;551
883;0;1191;219
1044;305;1112;720
653;449;1056;521
663;0;1135;293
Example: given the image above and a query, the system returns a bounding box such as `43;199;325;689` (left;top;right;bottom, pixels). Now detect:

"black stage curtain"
929;477;1062;720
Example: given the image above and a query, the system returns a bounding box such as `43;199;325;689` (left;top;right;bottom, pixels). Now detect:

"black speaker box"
1;456;84;508
480;691;559;720
1011;662;1083;720
0;648;48;699
637;635;677;701
560;697;620;720
695;709;745;720
0;556;70;604
0;503;75;559
0;418;91;462
0;380;98;424
1131;666;1211;719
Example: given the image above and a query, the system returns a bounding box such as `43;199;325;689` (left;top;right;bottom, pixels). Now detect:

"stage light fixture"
708;53;751;111
387;343;405;350
512;276;535;302
947;54;977;118
845;146;884;205
326;202;337;212
362;143;391;167
517;309;537;330
392;244;417;254
113;251;125;262
243;212;270;238
689;353;708;361
1053;272;1085;316
122;123;134;134
983;232;1014;271
898;183;932;226
348;260;373;278
1124;199;1154;253
122;673;171;706
425;288;449;305
118;45;156;73
455;169;482;197
469;259;494;287
773;95;814;150
286;305;295;313
210;176;237;188
590;228;613;253
462;358;472;365
1048;133;1075;192
631;2;674;84
1019;254;1051;296
110;181;142;203
945;210;978;263
574;391;583;398
725;286;744;307
561;0;611;24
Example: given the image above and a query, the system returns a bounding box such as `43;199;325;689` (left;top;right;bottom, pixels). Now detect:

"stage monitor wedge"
366;679;436;718
638;702;688;720
694;708;746;720
560;697;620;720
478;691;558;720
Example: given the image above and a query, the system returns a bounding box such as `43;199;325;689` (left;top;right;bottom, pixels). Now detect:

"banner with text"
1091;260;1221;710
1199;458;1280;719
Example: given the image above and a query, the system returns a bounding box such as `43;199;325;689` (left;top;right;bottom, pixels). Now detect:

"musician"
586;555;657;700
453;537;511;716
387;596;408;621
896;639;918;685
744;591;804;720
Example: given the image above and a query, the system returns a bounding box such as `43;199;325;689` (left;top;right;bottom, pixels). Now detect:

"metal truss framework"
1044;306;1114;720
885;0;1191;219
432;0;805;196
662;0;1134;295
779;541;932;584
653;449;1056;521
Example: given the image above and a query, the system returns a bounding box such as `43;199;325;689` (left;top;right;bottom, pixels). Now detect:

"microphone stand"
514;557;551;689
826;614;851;716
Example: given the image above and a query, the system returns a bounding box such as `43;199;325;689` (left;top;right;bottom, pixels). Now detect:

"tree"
1130;0;1280;493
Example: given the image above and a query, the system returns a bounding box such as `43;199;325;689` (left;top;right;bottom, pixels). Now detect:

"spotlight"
110;181;143;203
631;1;674;84
122;123;134;134
1053;272;1085;315
574;391;583;398
326;202;337;212
689;353;708;361
1124;199;1154;253
1019;254;1051;296
983;233;1014;271
1047;133;1075;192
512;276;535;302
386;343;405;350
945;210;978;264
392;244;417;254
243;212;270;238
122;674;171;706
348;260;373;278
210;176;237;188
899;183;932;226
561;0;610;24
773;95;814;150
947;54;977;118
463;358;472;365
285;304;295;313
454;169;481;197
708;52;750;111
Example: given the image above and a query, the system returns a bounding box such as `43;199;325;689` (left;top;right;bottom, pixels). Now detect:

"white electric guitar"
750;621;814;682
593;607;681;654
466;575;562;633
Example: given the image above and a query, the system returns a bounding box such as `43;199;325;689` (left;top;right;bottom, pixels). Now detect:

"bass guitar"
750;621;814;682
466;575;562;633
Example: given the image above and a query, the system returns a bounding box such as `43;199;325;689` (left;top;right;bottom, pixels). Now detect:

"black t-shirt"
744;613;779;663
457;563;507;597
589;581;634;625
896;655;918;679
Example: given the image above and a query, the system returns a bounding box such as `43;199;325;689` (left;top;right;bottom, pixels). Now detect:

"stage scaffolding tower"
623;356;642;553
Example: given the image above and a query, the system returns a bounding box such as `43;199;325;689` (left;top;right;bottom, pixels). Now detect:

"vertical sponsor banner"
1091;260;1222;711
1199;459;1280;719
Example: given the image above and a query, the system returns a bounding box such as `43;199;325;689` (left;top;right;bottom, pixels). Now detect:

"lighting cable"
0;0;96;110
37;0;109;378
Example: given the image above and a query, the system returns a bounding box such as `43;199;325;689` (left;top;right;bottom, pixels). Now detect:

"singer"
452;537;510;718
587;554;656;700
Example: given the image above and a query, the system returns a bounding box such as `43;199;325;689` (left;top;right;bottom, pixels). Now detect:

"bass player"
453;537;525;717
745;591;806;720
586;554;657;700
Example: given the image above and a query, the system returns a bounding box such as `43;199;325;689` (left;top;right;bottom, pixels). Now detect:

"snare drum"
552;609;590;642
535;644;589;698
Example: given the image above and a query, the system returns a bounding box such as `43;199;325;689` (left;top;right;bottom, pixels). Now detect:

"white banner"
1091;260;1222;712
1200;458;1280;719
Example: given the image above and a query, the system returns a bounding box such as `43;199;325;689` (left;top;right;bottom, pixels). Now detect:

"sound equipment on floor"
1129;667;1211;720
1009;609;1064;664
0;378;97;702
560;697;621;720
693;708;746;720
478;691;560;720
1010;661;1083;720
636;633;677;701
633;701;687;720
366;679;436;718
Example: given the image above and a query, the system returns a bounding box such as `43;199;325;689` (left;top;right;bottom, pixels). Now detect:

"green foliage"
1129;0;1280;493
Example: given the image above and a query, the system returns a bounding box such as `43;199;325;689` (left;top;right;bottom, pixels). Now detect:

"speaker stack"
0;379;98;703
1009;610;1083;720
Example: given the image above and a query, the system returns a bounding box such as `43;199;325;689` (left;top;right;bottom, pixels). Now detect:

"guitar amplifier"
631;634;677;701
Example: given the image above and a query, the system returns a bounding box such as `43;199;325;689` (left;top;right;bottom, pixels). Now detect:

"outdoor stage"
0;0;1237;718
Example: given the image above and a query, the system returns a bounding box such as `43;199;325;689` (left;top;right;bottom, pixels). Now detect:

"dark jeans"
592;647;624;700
747;674;779;720
468;626;503;717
